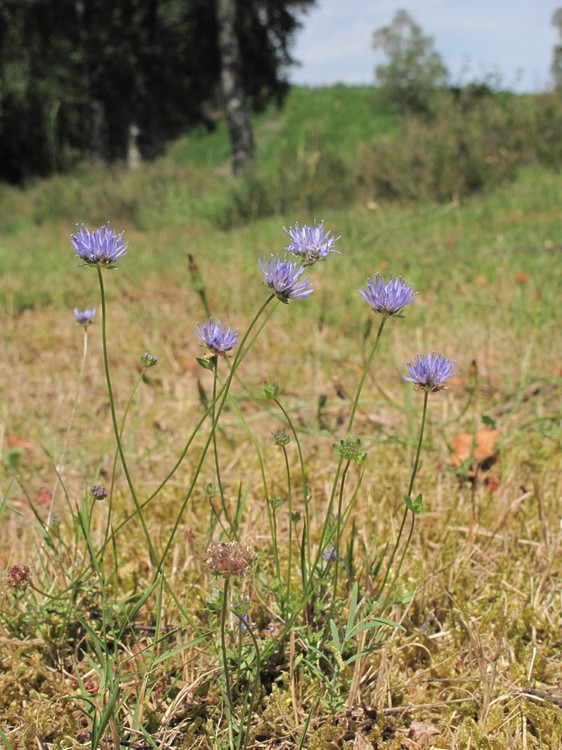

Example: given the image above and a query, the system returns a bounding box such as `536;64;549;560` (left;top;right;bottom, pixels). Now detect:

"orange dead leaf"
451;427;500;466
514;271;530;284
6;434;33;451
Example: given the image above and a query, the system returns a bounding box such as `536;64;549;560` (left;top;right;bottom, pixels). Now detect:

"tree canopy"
0;0;315;183
372;9;448;114
551;8;562;92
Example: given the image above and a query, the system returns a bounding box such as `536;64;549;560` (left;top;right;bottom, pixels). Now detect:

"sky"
289;0;561;92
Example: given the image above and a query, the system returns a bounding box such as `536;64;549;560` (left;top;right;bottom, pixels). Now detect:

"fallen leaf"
354;733;374;749
401;720;440;748
451;427;501;466
5;434;33;451
38;489;52;505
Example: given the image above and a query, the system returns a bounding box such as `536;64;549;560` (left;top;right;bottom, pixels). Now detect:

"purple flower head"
322;545;337;562
259;255;314;304
73;308;95;326
91;485;108;501
7;564;32;589
284;220;340;265
71;224;128;268
197;318;238;356
141;352;158;367
403;352;458;392
359;273;417;317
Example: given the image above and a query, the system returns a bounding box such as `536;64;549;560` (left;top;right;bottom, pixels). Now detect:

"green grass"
0;86;561;748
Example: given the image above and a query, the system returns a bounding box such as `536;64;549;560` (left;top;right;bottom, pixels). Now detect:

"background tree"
551;8;562;92
216;0;256;174
372;9;448;114
0;0;316;183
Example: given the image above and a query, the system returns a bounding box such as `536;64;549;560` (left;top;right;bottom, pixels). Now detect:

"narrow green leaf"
329;619;341;652
345;582;359;643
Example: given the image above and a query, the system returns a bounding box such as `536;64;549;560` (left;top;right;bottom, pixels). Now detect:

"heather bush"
359;91;562;203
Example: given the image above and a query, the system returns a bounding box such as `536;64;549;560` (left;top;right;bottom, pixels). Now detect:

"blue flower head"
359;273;417;317
141;352;158;367
259;255;314;304
197;318;238;356
403;352;457;392
73;307;95;326
71;224;128;268
284;220;340;265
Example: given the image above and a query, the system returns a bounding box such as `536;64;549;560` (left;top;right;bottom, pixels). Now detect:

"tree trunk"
216;0;255;174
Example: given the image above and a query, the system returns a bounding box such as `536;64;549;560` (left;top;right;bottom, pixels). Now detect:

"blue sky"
289;0;561;92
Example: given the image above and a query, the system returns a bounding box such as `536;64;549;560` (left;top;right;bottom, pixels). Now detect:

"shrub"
359;91;562;203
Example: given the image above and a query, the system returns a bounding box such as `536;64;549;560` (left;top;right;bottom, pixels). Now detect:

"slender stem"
97;268;157;565
211;357;233;536
282;445;293;608
239;613;262;750
330;460;351;618
156;295;275;573
377;390;430;599
274;399;310;585
406;390;430;499
220;578;235;716
100;369;145;566
314;316;387;580
222;390;278;576
114;298;278;547
45;324;89;535
347;316;387;433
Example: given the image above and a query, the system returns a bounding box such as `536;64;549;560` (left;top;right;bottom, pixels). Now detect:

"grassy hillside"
0;86;561;748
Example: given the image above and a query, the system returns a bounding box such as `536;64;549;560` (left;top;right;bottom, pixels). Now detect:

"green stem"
330;460;351;618
211;357;234;536
221;578;235;716
112;299;278;548
274;399;309;587
347;316;387;433
97;268;157;565
314;316;387;580
238;613;262;750
156;295;275;573
377;389;430;600
282;445;293;609
45;324;89;535
223;391;278;578
100;369;145;566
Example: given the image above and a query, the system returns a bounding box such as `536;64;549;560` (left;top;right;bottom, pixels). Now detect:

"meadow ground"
0;88;561;749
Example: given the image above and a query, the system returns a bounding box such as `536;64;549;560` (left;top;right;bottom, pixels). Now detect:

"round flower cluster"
205;542;257;578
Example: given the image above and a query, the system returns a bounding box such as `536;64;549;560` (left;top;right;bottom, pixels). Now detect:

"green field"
1;86;561;749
